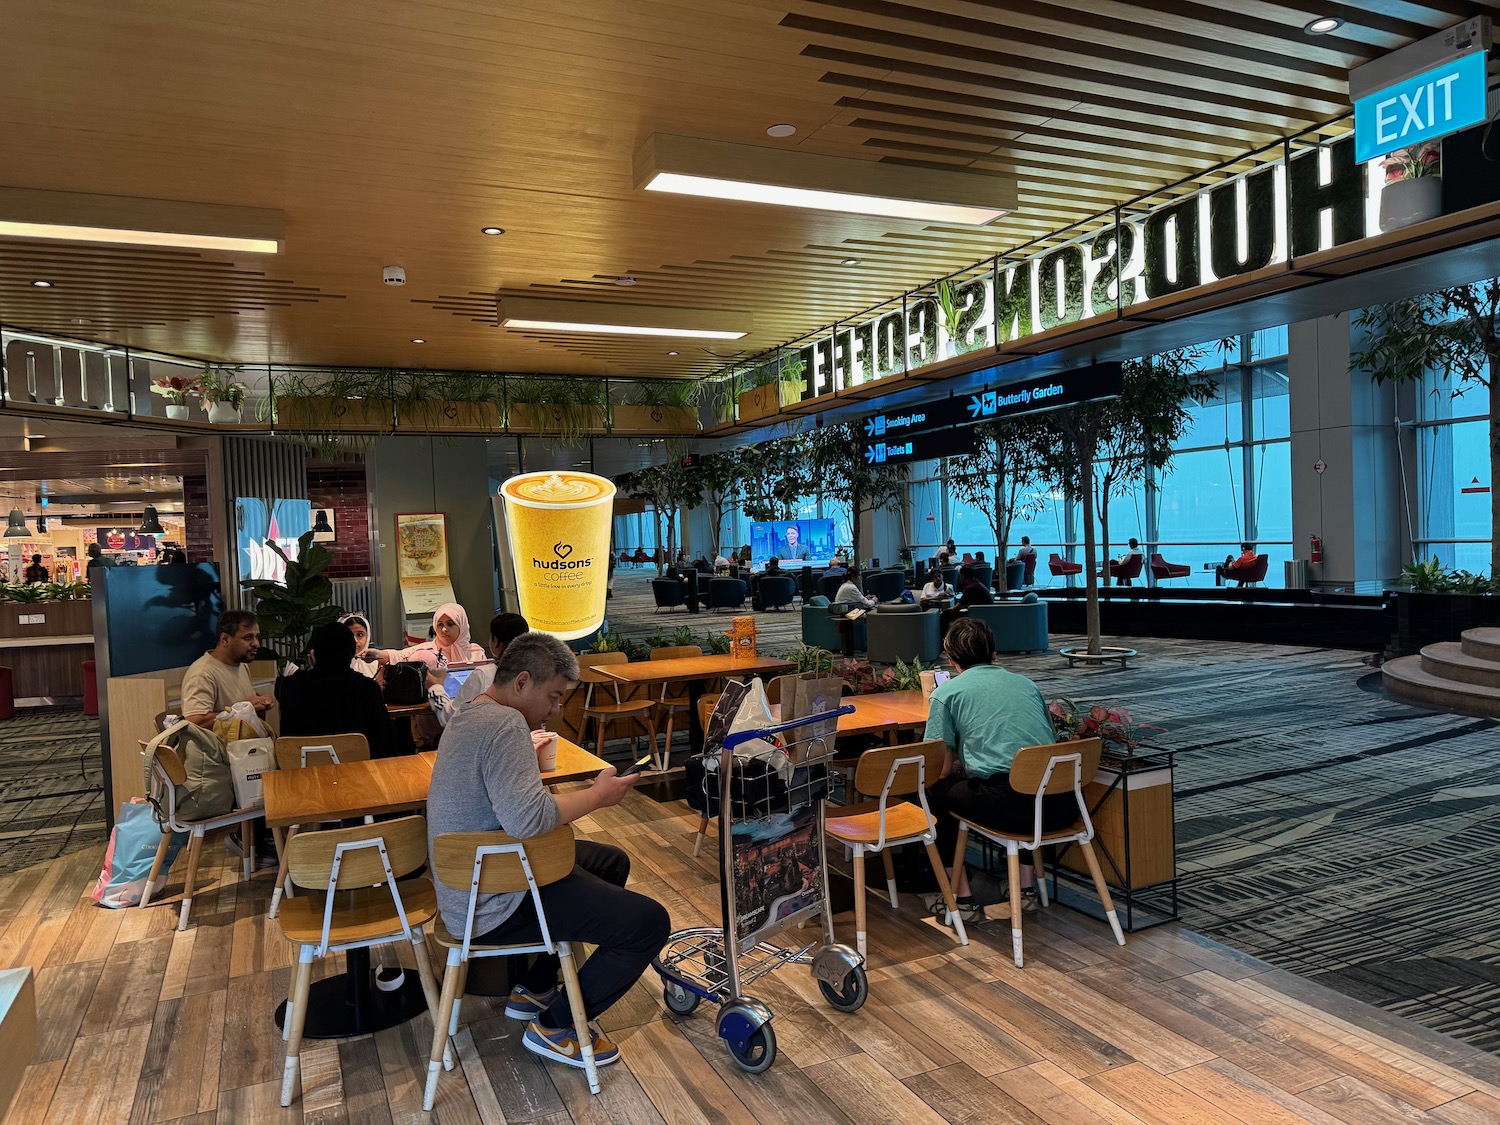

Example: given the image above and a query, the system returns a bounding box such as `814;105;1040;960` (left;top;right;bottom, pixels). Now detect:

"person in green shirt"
923;618;1075;920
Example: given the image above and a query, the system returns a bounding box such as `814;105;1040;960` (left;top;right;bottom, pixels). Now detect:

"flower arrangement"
1383;142;1440;185
832;658;897;695
1047;697;1158;752
149;373;199;406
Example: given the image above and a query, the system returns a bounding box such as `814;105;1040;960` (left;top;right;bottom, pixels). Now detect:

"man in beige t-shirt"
181;609;273;728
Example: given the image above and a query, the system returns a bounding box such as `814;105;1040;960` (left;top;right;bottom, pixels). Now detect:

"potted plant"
393;370;502;433
1388;556;1499;656
266;368;394;454
737;356;801;422
198;366;247;424
611;379;700;434
1379;142;1442;232
240;530;343;672
151;372;200;420
505;376;608;445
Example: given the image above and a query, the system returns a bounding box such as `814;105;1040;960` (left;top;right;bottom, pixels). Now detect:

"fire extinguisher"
1310;535;1323;564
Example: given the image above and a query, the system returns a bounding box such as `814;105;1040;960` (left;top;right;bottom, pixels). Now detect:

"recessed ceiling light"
30;280;52;287
410;338;426;344
481;226;505;236
667;351;679;356
766;124;797;138
1304;16;1342;33
841;258;860;267
615;276;637;286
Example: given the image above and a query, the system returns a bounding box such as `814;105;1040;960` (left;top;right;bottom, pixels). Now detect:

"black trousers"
474;841;671;1026
926;773;1078;872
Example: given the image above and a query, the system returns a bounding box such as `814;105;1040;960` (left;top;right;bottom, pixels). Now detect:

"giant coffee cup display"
501;471;615;640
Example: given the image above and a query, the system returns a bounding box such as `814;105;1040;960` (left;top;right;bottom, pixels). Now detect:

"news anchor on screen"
778;523;812;561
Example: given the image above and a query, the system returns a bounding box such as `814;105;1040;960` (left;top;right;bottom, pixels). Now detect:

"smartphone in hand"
617;753;655;778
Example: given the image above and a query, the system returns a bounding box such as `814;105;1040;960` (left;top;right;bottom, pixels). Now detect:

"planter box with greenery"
609;405;698;434
736;384;781;422
395;401;503;433
504;377;609;444
0;586;93;635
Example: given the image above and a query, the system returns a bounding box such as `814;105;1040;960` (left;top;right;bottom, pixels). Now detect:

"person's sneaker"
505;983;559;1021
523;1019;621;1069
224;830;246;858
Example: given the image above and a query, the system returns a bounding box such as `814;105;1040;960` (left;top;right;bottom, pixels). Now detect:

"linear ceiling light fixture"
500;297;751;340
0;187;283;253
634;134;1016;225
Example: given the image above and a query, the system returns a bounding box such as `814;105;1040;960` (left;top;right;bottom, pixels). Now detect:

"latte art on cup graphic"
502;471;615;640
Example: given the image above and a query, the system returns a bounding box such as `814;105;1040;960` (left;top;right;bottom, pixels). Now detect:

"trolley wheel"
723;1021;777;1074
663;982;700;1016
818;966;868;1013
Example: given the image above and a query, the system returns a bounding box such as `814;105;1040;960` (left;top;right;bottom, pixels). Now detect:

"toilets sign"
1353;50;1487;163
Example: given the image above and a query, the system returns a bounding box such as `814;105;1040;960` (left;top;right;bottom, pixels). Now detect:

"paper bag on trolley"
774;674;842;765
724;678;793;783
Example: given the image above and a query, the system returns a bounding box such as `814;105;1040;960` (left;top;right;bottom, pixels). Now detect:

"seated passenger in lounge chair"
1216;543;1258;584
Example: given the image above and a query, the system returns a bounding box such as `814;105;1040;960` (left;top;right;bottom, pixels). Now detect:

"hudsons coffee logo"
532;541;593;571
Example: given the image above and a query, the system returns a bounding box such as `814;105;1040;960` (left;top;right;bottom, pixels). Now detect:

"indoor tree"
737;426;812;523
1352;281;1500;577
946;418;1048;592
1037;349;1214;655
807;420;908;561
697;450;743;560
618;443;702;570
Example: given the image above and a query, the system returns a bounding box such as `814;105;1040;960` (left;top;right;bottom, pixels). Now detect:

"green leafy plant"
672;624;698;647
1450;570;1496;595
41;580;91;601
0;584;49;603
785;644;835;675
198;365;247;411
1400;556;1454;592
506;376;608;447
704;631;732;656
625;380;700;409
890;656;925;692
240;530;344;669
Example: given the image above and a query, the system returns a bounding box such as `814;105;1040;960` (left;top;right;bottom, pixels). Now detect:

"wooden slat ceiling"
0;0;1488;378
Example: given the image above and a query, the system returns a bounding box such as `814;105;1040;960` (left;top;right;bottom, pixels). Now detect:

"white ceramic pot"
207;401;241;424
1379;176;1443;233
165;404;189;420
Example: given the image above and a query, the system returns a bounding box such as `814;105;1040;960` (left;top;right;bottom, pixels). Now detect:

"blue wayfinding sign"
1354;51;1488;163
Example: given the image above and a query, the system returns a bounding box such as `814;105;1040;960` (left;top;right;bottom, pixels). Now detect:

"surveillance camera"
382;265;406;286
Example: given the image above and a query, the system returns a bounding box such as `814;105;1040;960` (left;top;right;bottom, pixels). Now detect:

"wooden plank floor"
7;790;1500;1124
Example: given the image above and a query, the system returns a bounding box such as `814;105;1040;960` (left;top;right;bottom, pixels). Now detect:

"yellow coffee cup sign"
501;470;615;640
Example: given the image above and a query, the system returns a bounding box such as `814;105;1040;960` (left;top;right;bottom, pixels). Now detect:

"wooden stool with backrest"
423;824;602;1108
824;740;967;959
947;737;1125;967
576;652;657;762
277;814;443;1107
140;737;272;931
265;733;372;918
648;644;701;770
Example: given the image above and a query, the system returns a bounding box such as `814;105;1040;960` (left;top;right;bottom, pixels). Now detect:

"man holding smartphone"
426;633;670;1074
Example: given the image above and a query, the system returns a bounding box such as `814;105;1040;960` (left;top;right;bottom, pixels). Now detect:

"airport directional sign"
863;427;978;466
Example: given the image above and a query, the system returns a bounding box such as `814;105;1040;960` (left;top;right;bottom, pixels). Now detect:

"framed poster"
311;507;336;542
396;512;448;578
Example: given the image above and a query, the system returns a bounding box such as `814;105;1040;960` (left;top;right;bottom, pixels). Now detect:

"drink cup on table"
533;729;559;773
501;470;615;641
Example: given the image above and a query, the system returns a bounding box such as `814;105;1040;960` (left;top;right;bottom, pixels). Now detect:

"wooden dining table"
836;690;929;741
262;737;608;1039
262;739;609;828
599;653;795;750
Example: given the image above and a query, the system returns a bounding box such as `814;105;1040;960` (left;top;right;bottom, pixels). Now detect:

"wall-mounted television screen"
750;519;836;566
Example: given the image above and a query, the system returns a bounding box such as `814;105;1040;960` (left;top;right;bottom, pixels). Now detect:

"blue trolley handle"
721;705;855;751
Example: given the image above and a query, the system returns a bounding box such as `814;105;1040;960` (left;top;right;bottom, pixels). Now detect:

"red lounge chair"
1107;554;1144;586
1048;553;1082;582
1150;553;1190;581
1224;554;1269;587
961;552;975;565
631;548;649;566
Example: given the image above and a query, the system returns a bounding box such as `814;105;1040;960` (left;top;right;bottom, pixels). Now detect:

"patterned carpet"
610;572;1500;1054
4;575;1497;1054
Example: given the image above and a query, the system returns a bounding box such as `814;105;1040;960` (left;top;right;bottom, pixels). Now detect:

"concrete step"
1383;655;1500;719
1419;642;1500;688
1461;627;1500;663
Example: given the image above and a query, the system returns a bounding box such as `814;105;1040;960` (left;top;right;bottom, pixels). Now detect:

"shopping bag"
92;799;186;909
226;739;276;809
782;675;842;764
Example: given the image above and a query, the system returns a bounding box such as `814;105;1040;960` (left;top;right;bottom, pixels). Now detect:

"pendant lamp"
3;509;28;537
138;506;165;535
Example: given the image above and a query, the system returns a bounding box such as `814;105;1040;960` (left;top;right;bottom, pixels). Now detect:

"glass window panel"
1417;372;1490;422
1156;447;1247;547
949;488;993;553
1176;366;1242;449
1008;480;1072;556
1252;441;1292;544
909;476;944;552
1100;475;1146;551
1250;362;1290;440
1419;418;1492;546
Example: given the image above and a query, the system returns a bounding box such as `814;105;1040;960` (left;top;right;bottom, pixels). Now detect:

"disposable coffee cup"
535;732;559;773
501;471;615;640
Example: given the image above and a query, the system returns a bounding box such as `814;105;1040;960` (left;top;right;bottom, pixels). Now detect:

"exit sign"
1354;51;1488;163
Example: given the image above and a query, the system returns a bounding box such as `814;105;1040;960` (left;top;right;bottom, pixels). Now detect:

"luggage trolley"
653;703;866;1074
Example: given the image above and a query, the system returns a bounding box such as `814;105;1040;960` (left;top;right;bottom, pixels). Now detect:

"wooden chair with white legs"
140;741;270;931
576;652;657;761
266;733;372;919
423;824;601;1110
277;815;443;1108
690;693;720;858
648;644;701;770
947;737;1125;968
824;740;967;960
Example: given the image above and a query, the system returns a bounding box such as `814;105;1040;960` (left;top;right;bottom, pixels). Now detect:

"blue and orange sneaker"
505;983;559;1021
522;1019;621;1069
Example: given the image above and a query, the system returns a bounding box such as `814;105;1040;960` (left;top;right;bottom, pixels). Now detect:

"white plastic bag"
226;738;276;809
222;700;270;739
724;679;792;783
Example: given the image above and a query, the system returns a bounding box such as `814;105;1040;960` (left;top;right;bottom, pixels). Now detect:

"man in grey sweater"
426;633;669;1073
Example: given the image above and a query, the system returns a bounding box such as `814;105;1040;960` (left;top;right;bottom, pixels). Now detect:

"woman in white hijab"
341;613;382;679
